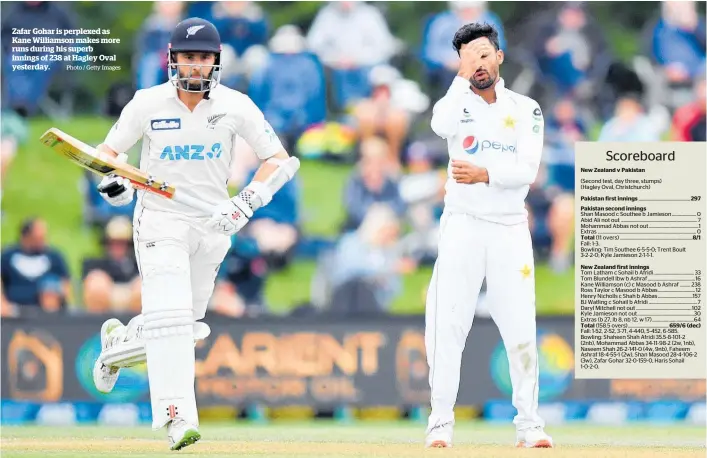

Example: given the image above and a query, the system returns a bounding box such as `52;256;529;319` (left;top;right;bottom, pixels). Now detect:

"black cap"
169;17;221;53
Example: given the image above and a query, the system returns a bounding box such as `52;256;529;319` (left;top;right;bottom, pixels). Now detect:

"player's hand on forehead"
458;38;494;76
461;38;494;55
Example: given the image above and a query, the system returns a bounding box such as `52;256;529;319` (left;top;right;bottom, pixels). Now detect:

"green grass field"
1;117;574;314
1;421;704;457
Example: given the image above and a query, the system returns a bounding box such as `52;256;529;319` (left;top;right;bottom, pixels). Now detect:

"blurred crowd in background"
1;1;705;319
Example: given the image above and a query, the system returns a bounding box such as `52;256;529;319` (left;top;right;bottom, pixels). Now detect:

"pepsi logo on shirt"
463;136;479;154
462;136;516;155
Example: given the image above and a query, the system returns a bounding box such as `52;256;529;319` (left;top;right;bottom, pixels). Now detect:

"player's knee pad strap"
101;321;211;368
143;310;194;340
101;339;146;368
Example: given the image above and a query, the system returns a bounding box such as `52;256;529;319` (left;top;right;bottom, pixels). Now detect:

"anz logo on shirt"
160;143;223;160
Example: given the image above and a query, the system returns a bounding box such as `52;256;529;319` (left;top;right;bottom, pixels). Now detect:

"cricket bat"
39;127;215;214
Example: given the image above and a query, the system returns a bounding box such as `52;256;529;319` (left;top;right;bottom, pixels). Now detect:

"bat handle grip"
171;190;215;215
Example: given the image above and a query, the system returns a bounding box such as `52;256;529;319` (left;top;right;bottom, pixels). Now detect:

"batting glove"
97;153;134;207
206;195;253;236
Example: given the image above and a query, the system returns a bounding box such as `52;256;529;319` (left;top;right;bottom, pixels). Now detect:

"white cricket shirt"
431;77;545;225
103;82;283;218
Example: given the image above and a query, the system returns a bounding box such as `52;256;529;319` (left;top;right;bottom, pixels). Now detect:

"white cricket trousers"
425;211;544;433
133;206;231;429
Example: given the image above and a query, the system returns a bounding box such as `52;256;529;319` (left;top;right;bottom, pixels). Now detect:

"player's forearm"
430;76;470;139
234;150;299;212
251;150;289;183
96;143;117;157
486;161;540;188
96;143;128;163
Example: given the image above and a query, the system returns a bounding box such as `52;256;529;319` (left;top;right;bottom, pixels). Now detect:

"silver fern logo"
186;25;205;37
207;113;226;129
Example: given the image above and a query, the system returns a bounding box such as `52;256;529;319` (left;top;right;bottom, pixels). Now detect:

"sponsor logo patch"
151;118;181;130
532;107;543;121
462;136;479;154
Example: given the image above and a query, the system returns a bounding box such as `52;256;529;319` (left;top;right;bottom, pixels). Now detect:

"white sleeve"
486;100;545;189
103;94;144;154
236;96;284;160
430;76;469;140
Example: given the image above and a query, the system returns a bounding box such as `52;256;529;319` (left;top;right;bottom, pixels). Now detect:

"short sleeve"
103;93;145;154
236;96;284;160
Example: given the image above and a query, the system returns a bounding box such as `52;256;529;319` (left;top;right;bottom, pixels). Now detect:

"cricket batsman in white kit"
424;23;553;449
88;18;299;450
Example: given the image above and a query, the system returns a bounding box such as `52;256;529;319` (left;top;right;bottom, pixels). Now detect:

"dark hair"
20;217;38;237
452;22;500;55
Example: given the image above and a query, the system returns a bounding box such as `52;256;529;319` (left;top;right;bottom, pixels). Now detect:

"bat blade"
39;127;176;198
39;128;117;175
39;127;215;214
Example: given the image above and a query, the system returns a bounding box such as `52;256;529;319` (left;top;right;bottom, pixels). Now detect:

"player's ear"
497;49;504;65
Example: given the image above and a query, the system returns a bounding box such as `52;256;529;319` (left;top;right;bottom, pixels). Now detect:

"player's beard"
470;70;496;90
179;67;213;92
185;80;209;91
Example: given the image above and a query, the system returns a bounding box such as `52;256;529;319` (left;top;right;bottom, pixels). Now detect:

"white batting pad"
139;241;198;430
100;321;211;368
